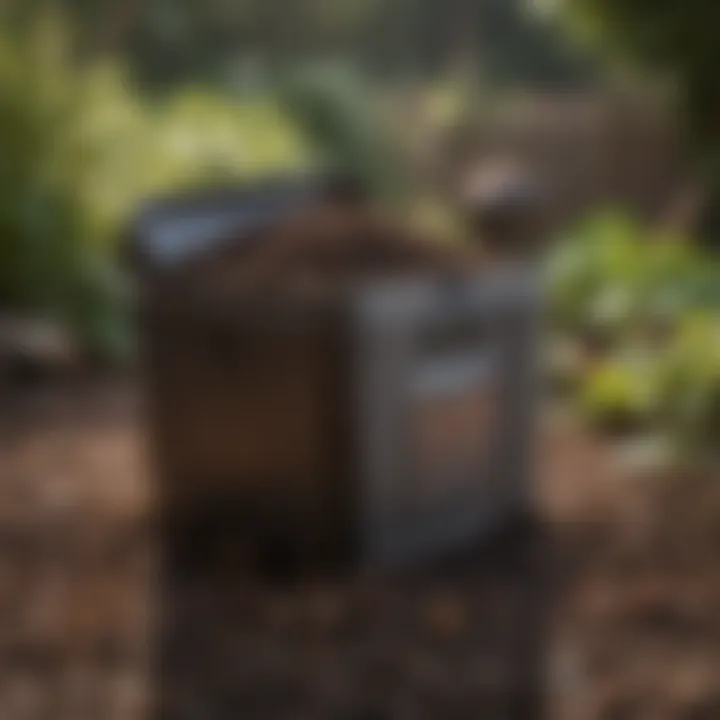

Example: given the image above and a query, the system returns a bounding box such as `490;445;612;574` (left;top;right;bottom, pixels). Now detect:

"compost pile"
188;205;481;304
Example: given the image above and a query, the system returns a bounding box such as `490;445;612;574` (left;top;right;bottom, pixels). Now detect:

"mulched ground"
1;378;720;719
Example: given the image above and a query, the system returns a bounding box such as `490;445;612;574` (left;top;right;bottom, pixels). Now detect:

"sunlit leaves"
0;12;314;358
547;210;720;452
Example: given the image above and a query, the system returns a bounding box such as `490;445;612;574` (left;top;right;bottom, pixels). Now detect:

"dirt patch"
1;381;720;718
541;421;720;720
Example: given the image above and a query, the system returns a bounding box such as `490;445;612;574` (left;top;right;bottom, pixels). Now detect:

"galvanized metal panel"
350;269;541;568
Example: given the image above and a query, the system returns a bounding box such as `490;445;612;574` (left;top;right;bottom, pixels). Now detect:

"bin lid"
126;171;364;274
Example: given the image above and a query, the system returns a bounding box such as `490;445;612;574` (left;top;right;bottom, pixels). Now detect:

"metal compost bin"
132;178;542;573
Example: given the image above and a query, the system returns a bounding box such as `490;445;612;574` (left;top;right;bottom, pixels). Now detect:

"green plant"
581;354;660;433
279;66;409;202
657;313;720;451
546;211;644;337
547;211;720;342
0;11;313;360
547;209;720;453
0;13;129;358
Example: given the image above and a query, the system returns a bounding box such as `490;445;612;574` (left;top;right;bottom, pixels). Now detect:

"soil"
177;206;482;305
1;378;720;719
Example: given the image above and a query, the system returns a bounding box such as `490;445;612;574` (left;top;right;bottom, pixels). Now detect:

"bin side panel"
145;311;349;563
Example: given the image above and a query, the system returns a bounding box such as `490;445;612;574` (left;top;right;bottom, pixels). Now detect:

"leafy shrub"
546;210;720;455
0;13;313;360
580;354;661;434
546;211;720;344
279;67;408;202
657;313;720;451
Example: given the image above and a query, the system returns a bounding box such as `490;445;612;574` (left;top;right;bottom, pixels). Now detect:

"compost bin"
131;174;542;574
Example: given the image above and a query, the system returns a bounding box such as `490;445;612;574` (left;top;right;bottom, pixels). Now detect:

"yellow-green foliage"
0;12;312;358
547;211;720;454
658;313;720;446
581;355;661;433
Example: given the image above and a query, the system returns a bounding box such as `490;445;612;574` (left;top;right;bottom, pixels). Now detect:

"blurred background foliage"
16;0;595;91
1;0;720;457
0;9;313;358
538;0;720;458
546;212;720;459
553;0;720;218
0;0;595;360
